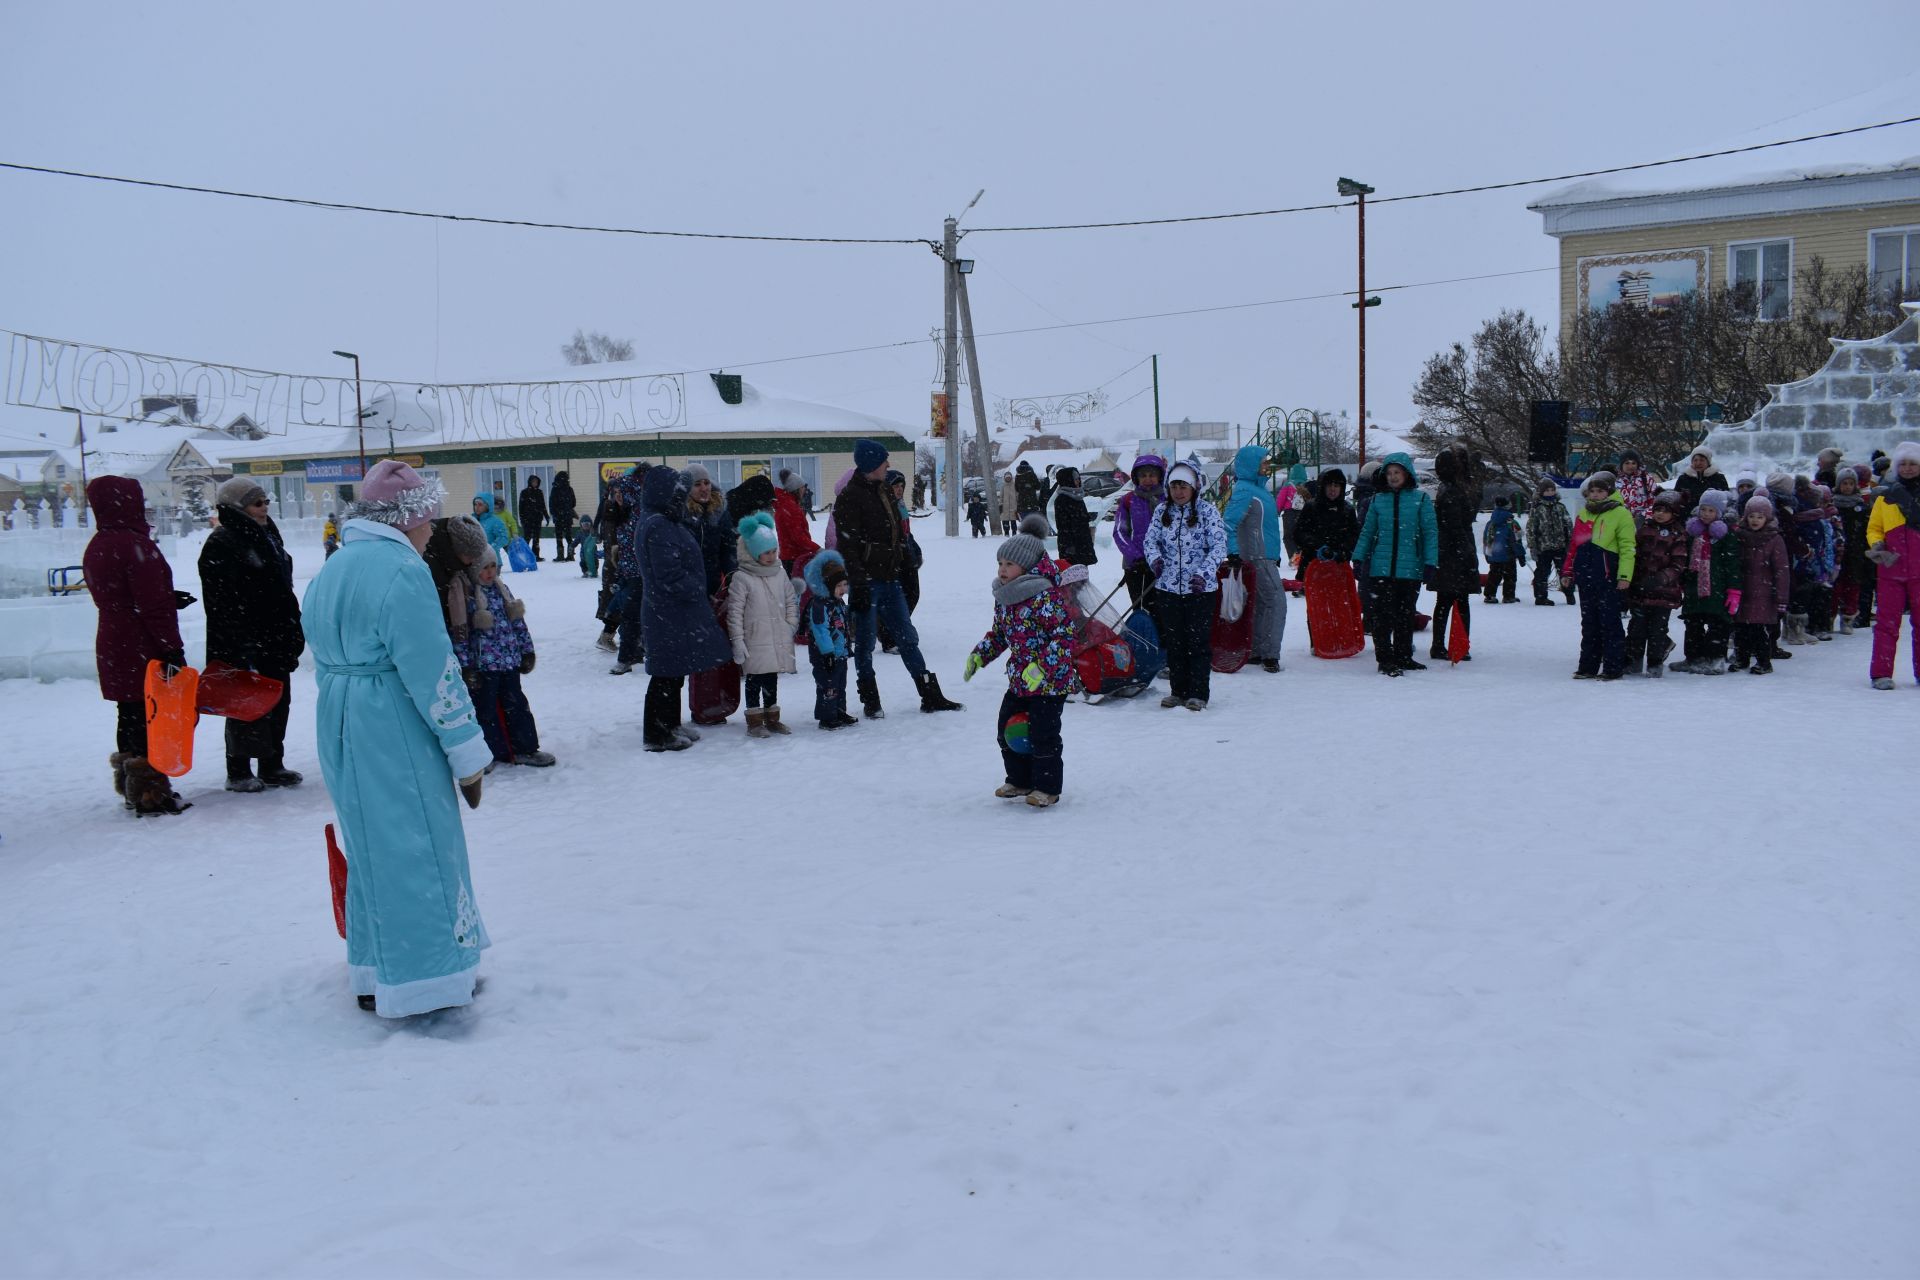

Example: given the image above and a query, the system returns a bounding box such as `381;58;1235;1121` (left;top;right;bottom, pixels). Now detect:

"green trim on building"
232;433;913;474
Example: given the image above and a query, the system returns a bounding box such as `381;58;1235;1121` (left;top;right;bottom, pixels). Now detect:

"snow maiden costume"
302;460;496;1017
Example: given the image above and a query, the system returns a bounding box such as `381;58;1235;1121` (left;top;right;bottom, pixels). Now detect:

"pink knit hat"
349;459;444;530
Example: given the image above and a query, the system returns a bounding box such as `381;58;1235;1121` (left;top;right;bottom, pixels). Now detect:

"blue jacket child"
802;550;855;729
470;493;511;552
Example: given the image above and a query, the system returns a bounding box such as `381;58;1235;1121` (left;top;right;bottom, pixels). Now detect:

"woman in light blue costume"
303;460;497;1017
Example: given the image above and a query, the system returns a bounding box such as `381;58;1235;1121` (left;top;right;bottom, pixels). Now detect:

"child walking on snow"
576;513;598;577
803;550;857;729
964;531;1079;808
452;546;556;766
1480;494;1525;604
726;513;799;738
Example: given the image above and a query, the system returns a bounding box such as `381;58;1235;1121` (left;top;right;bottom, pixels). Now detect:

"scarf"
1583;496;1622;517
1686;516;1727;597
992;569;1055;608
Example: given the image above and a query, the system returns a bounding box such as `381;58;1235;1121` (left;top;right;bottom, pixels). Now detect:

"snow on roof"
1531;155;1920;208
0;455;49;483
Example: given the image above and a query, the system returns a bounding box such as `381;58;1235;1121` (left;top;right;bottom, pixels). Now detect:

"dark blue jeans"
853;580;927;681
473;670;539;761
810;652;848;722
997;691;1064;795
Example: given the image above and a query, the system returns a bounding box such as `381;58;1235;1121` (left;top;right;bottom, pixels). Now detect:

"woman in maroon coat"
83;476;191;814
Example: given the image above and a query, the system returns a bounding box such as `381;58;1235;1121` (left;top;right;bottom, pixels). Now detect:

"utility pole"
955;267;994;536
942;217;961;538
1337;178;1379;469
1151;354;1161;440
60;405;89;519
332;350;366;483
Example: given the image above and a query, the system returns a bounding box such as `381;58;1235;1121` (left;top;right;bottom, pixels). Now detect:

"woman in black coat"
1050;467;1098;567
1429;445;1481;659
547;470;578;561
198;477;304;791
1292;468;1360;564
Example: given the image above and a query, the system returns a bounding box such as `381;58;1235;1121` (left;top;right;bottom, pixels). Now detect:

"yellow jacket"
1866;493;1908;545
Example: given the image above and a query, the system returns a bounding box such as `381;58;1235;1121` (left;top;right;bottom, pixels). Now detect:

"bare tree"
1410;308;1559;481
559;329;637;366
1315;413;1361;464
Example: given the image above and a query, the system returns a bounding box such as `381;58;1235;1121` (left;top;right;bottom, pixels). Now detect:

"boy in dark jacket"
1526;477;1573;605
1480;495;1526;604
1293;468;1359;566
1625;490;1689;676
966;494;989;538
964;532;1079;807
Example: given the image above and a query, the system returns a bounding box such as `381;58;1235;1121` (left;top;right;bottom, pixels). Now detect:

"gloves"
1558;576;1573;593
1616;578;1631;593
172;591;196;610
1866;544;1899;567
850;582;871;614
1726;589;1742;614
519;652;537;675
1188;575;1208;594
1224;554;1242;570
458;770;484;810
962;653;983;682
1021;662;1046;692
158;648;187;678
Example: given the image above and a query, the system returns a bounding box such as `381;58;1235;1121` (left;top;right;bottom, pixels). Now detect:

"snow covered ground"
2;519;1917;1278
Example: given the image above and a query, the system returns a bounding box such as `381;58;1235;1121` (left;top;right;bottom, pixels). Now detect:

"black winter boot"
916;672;962;712
258;759;304;787
857;672;885;720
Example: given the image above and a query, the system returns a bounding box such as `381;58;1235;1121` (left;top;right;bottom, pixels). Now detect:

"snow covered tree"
559;330;636;366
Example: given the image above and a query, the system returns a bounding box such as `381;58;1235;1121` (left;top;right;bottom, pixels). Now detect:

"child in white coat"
726;513;799;737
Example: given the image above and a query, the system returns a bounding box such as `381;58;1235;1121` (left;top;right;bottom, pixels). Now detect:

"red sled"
144;660;200;778
324;823;348;939
1304;560;1366;659
1447;609;1471;665
196;661;284;722
690;592;741;725
1209;562;1254;674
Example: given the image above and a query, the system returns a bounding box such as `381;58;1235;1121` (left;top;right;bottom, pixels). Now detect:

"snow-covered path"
2;527;1916;1278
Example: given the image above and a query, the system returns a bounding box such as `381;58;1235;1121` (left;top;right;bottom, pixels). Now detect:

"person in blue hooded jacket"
1220;443;1286;672
302;460;495;1018
635;464;732;751
469;493;511;553
1352;451;1439;676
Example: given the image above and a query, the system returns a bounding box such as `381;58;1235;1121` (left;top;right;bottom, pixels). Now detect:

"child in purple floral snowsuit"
458;547;555;767
963;531;1080;808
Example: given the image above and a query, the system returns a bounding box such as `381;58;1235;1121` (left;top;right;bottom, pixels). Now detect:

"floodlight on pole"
1336;178;1377;467
332;350;366;480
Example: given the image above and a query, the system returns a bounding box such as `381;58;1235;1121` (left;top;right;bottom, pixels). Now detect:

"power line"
966;114;1920;232
0;159;934;247
5;115;1916;246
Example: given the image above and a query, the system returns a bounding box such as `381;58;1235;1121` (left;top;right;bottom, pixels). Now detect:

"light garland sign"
3;330;687;440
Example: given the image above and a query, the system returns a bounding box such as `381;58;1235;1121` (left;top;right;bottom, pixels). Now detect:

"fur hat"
446;515;490;564
1536;475;1558;495
1689;445;1713;464
1583;470;1617;496
1893;441;1920;470
739;511;779;558
853;439;889;474
216;476;267;510
997;532;1046;571
1652;489;1688;515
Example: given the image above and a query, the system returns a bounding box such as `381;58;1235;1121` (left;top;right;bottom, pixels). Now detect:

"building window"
1870;226;1920;301
1728;239;1791;319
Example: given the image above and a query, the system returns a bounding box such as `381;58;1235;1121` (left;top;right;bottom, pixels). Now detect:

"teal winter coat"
1220;444;1281;559
302;518;497;1018
471;494;511;551
1352;455;1439;581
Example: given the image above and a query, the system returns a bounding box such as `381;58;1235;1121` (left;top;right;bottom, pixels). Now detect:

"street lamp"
1336;178;1377;468
332;350;365;482
58;404;89;518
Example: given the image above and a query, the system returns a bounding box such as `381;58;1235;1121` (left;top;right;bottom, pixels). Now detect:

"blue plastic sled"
507;536;537;572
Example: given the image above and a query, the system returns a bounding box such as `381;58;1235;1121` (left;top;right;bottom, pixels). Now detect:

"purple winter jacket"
1112;454;1166;565
1733;520;1791;624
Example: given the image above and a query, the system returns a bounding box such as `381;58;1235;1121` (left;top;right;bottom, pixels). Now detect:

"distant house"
1529;159;1920;327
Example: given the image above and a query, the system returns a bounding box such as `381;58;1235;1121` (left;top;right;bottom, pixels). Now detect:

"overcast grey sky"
4;0;1916;454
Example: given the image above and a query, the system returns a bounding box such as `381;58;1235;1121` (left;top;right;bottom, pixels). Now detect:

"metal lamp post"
1337;178;1380;468
331;350;365;481
58;404;89;519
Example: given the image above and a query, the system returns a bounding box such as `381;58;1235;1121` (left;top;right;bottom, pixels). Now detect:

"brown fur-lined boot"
109;752;133;810
123;756;191;816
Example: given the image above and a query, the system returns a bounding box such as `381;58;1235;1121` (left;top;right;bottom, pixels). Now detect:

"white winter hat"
1166;462;1201;491
1893;441;1920;468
